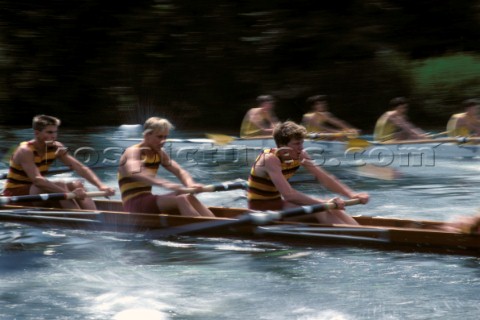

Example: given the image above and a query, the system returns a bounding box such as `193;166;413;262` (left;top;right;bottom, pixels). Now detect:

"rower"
446;99;480;137
239;95;280;138
117;117;215;216
1;114;115;209
246;121;369;224
301;95;360;139
373;97;428;141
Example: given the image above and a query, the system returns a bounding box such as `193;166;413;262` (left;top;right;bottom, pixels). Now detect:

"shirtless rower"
247;121;369;224
1;114;115;209
240;95;280;138
374;97;427;141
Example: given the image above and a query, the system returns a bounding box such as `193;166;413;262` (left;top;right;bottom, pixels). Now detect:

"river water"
1;126;479;320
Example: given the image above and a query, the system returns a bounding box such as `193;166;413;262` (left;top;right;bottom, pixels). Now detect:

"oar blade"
354;164;401;180
205;133;236;145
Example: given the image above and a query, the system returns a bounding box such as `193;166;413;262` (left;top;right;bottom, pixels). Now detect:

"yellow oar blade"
355;164;401;180
206;133;236;145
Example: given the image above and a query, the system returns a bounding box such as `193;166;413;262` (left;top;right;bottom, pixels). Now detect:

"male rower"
301;95;359;138
239;95;280;138
1;114;115;209
446;99;480;137
246;121;369;224
117;117;215;216
374;97;427;141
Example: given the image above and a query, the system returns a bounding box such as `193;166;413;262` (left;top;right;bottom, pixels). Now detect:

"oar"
0;212;102;225
206;133;274;145
0;191;110;206
307;132;359;139
0;163;113;180
426;131;449;138
205;133;237;145
347;136;480;149
207;132;360;145
151;199;361;238
257;225;391;244
354;164;401;181
178;180;247;194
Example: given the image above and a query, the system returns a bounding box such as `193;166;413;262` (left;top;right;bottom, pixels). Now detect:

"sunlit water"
1;126;480;320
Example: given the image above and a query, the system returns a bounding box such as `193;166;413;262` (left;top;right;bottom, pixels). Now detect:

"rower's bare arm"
302;153;354;197
326;114;357;132
161;152;206;193
301;155;369;203
390;115;425;136
264;154;320;205
58;152;114;195
15;146;66;193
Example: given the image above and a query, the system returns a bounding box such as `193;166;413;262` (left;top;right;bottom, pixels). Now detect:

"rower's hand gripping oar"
151;199;361;238
178;179;248;194
0;191;111;206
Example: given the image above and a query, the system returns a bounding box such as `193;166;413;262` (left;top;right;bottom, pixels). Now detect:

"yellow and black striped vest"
4;141;58;190
247;148;301;201
118;144;162;202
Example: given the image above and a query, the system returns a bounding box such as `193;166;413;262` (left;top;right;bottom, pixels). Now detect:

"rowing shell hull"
1;200;479;256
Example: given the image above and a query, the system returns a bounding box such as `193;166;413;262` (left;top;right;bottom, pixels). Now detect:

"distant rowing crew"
108;133;480;164
240;95;480;142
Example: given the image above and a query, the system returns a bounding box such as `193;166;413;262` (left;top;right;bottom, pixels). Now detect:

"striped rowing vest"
247;148;301;201
118;144;162;202
3;141;58;192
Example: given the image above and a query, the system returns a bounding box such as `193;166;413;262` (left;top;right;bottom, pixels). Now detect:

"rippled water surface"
1;126;480;320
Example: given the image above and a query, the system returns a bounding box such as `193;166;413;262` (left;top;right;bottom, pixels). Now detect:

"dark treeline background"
1;0;480;133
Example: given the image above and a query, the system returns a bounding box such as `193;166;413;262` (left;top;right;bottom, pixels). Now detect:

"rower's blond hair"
143;117;174;135
32;115;61;131
273;121;307;147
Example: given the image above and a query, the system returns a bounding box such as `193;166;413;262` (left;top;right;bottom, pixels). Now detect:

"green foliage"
411;53;480;119
0;1;480;131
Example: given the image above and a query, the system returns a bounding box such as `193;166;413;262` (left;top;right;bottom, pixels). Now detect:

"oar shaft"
153;199;361;238
250;199;361;224
0;164;113;180
308;132;358;139
0;191;109;206
379;136;480;145
347;136;480;149
179;180;248;194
